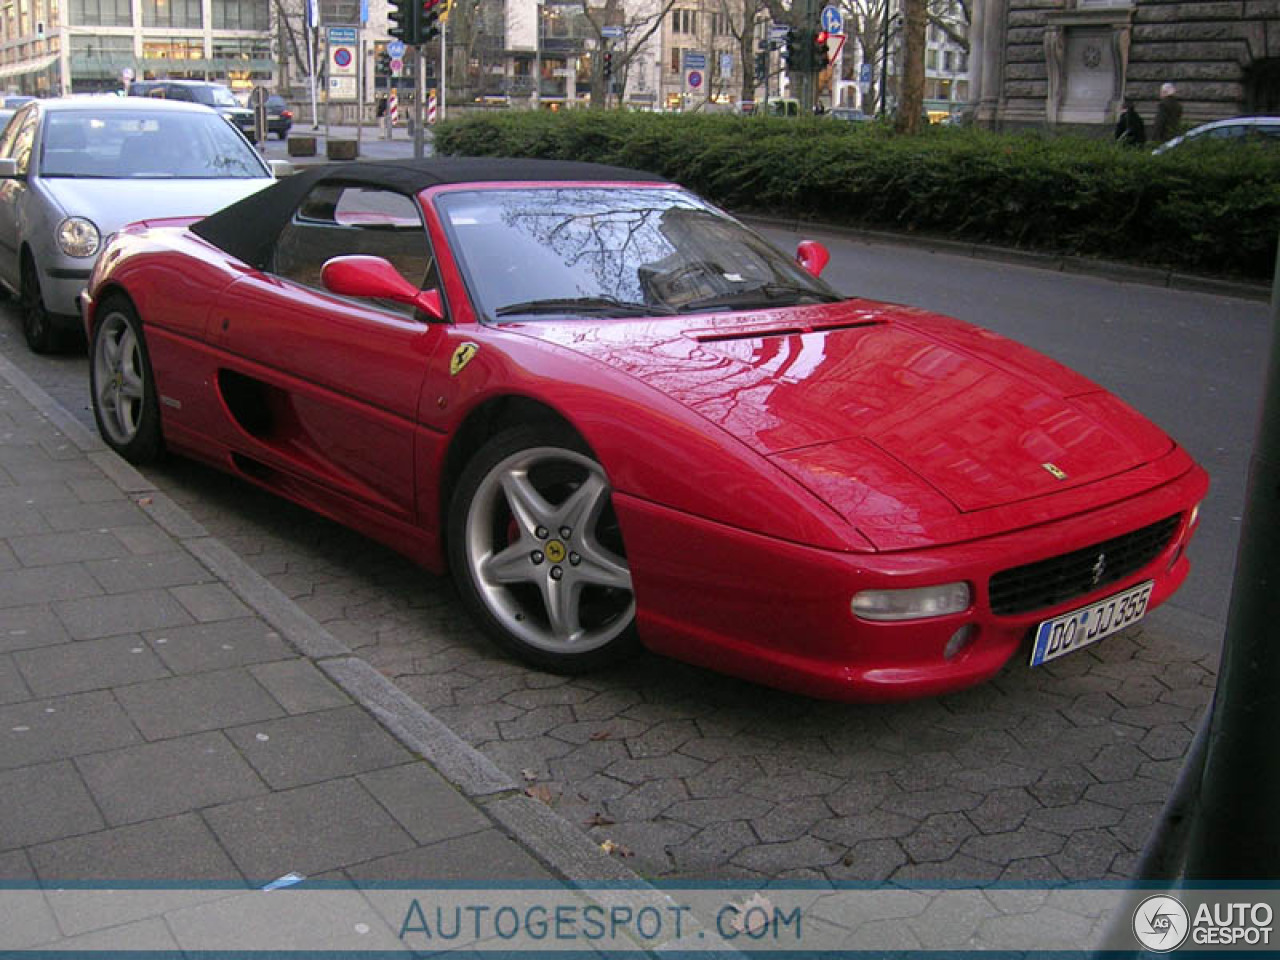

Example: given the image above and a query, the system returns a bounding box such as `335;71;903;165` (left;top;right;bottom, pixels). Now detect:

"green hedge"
433;111;1280;281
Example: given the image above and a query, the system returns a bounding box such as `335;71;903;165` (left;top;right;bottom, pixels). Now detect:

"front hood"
509;299;1174;535
42;178;273;237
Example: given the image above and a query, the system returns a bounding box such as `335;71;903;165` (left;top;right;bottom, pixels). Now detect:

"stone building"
969;0;1280;133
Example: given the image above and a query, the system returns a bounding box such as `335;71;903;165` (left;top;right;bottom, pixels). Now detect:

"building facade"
970;0;1280;132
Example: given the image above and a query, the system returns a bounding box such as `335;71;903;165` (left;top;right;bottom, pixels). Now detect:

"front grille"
989;514;1182;616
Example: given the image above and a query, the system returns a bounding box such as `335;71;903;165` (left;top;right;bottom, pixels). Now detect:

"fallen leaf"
599;839;634;858
729;894;774;935
524;784;555;804
137;497;153;506
520;768;539;782
583;813;616;828
589;730;612;741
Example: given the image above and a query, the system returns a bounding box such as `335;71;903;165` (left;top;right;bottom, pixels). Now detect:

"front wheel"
89;297;164;464
448;425;637;673
20;255;59;354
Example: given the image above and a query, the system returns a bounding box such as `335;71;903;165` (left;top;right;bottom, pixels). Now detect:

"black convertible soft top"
190;157;669;271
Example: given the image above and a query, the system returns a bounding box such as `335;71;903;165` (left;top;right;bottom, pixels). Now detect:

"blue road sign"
328;25;357;43
687;69;703;88
683;51;706;70
387;39;406;58
859;61;872;83
601;25;624;39
821;5;844;35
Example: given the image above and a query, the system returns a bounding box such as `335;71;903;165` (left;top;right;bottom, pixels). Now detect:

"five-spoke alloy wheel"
90;297;163;464
449;425;636;672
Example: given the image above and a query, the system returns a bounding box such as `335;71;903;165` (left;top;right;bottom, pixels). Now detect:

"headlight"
852;582;972;621
1188;501;1201;528
57;217;100;258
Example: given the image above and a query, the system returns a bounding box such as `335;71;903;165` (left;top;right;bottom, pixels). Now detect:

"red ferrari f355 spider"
81;158;1207;700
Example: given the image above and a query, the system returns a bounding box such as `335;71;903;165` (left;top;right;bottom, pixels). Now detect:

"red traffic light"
816;30;828;44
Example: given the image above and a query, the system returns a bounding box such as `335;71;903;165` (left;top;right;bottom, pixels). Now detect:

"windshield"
206;86;239;108
40;110;269;179
435;186;841;321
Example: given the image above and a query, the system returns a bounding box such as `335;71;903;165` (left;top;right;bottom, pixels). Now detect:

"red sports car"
81;158;1208;701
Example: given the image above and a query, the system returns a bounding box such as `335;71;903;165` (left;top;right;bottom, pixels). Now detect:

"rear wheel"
90;297;164;464
448;425;637;672
20;255;59;354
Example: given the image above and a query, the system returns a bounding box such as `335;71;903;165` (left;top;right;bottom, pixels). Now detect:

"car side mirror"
796;240;830;278
269;159;294;178
320;254;444;321
0;158;18;178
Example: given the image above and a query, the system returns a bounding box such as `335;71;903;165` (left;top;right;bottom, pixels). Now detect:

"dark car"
127;80;257;142
265;94;293;139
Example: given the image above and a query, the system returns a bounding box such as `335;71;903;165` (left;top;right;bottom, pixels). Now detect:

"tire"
89;296;164;464
448;424;637;673
20;254;59;354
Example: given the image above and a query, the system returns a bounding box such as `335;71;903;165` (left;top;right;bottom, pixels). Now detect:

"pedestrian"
1114;99;1146;147
1153;82;1183;143
376;94;389;139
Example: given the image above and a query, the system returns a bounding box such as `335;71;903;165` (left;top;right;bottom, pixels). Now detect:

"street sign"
331;44;356;75
328;76;357;100
770;22;789;37
859;62;872;83
327;26;358;44
720;52;733;76
601;25;623;39
683;51;706;70
820;4;844;36
387;39;406;58
686;69;703;89
390;57;404;74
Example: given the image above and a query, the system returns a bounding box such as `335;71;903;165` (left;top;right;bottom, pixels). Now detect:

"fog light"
944;625;977;660
851;582;971;621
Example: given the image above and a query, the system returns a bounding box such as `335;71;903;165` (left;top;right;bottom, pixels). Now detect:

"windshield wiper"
494;296;677;318
678;283;845;313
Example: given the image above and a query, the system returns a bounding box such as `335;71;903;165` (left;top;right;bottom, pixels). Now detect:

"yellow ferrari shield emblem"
545;540;567;564
450;342;479;376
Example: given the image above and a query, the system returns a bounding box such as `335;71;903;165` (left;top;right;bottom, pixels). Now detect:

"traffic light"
602;49;613;79
783;28;799;66
814;30;830;71
754;51;767;82
388;0;417;44
420;0;444;41
377;49;392;75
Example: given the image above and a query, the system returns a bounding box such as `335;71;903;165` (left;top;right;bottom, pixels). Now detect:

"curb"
738;215;1271;302
0;349;656;894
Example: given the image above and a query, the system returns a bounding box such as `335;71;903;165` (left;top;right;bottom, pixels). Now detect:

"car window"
436;186;838;320
1208;125;1245;139
38;109;268;179
209;86;239;107
275;185;436;316
166;86;197;102
0;104;32;156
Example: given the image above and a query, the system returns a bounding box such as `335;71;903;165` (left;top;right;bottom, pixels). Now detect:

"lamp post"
532;0;543;109
877;4;899;118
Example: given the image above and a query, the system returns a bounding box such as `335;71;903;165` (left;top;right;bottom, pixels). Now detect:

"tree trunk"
895;0;925;133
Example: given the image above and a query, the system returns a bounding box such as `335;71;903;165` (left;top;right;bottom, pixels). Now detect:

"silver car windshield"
40;110;268;180
435;186;841;321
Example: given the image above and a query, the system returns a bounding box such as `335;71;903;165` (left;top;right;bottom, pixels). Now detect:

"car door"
0;106;38;292
208;182;446;525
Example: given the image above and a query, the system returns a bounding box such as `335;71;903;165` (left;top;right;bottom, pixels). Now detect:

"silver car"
0;96;285;353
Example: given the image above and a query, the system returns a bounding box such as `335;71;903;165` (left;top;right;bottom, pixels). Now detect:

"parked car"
0;96;284;353
0;108;14;131
3;95;35;109
79;157;1208;701
126;79;258;142
265;94;294;139
828;107;869;123
1153;115;1280;154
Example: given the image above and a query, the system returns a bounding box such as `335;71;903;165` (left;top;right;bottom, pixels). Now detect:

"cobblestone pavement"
0;307;1217;888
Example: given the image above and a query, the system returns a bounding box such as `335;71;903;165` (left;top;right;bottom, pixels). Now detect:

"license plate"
1029;580;1153;667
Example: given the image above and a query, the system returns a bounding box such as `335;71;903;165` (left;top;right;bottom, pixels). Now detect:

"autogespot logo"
1134;895;1191;952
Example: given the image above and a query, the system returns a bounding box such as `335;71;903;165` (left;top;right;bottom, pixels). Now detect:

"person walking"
1115;99;1146;147
1153;82;1183;144
376;94;389;139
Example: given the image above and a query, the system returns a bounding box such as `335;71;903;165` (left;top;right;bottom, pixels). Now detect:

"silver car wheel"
462;445;634;656
92;309;147;447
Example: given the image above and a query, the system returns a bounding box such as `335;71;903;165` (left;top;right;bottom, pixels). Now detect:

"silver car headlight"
56;217;101;258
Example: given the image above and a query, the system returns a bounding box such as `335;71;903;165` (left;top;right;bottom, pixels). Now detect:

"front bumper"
39;260;92;325
618;458;1208;701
